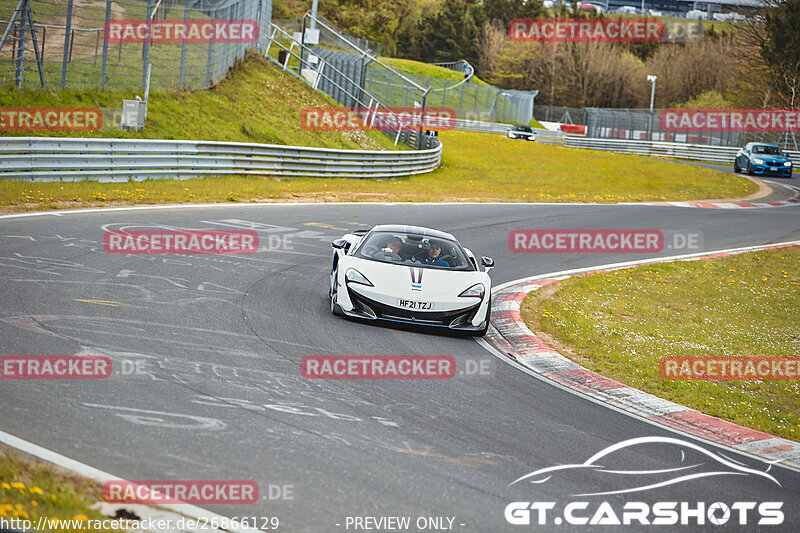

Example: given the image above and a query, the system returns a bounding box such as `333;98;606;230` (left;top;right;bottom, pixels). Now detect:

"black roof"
370;225;456;241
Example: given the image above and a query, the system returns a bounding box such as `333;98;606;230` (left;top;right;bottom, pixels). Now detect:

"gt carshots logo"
504;501;783;526
505;437;784;526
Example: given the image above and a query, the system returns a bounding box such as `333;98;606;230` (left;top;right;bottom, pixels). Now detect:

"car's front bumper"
343;287;487;331
751;163;792;177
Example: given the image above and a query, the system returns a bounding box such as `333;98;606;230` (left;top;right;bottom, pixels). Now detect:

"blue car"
734;143;793;178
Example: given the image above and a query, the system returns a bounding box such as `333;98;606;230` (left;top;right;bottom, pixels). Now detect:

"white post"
647;75;657;140
647;75;657;113
310;0;318;29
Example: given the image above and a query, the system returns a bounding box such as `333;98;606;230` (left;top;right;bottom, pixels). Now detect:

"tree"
479;21;538;90
760;0;800;107
418;0;480;66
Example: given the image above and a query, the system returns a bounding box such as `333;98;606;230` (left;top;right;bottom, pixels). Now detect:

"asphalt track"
1;192;799;532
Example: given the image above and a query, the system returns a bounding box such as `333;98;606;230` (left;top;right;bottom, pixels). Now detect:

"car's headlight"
784;161;792;166
753;158;764;164
459;283;485;298
345;268;373;286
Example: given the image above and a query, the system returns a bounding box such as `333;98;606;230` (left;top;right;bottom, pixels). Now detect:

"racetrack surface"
1;203;799;531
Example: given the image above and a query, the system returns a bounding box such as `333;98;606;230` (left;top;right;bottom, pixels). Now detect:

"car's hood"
342;256;488;297
751;154;789;163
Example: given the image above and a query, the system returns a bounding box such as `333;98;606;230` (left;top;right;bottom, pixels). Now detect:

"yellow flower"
11;482;25;490
1;482;10;490
30;486;44;495
72;514;88;521
13;509;29;519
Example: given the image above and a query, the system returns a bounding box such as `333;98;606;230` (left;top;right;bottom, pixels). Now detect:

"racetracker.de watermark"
509;18;701;43
1;108;102;131
302;356;455;379
660;109;800;133
1;356;112;379
509;230;702;253
509;18;663;42
661;357;800;380
103;480;259;504
103;230;258;254
104;19;258;43
300;107;456;132
301;356;495;379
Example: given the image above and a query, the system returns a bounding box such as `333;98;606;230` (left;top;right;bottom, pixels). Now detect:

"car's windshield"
753;145;781;155
354;231;475;270
513;125;532;132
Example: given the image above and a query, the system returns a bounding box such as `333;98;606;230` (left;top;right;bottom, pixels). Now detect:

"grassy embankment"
522;246;800;442
0;127;756;211
0;53;756;211
0;447;124;533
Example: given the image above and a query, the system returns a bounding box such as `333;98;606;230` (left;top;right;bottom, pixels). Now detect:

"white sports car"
329;225;495;336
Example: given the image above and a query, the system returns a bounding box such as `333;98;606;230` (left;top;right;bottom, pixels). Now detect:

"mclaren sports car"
329;225;494;336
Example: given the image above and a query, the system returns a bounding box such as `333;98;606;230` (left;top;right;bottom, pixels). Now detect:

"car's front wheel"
747;161;753;175
733;160;740;173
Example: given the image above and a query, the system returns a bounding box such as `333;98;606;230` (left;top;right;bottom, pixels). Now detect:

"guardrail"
565;135;800;165
531;128;567;141
450;119;566;140
0;137;442;182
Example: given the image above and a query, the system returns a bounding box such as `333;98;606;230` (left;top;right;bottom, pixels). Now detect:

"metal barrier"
564;135;800;165
0;137;442;182
450;118;566;140
530;128;566;141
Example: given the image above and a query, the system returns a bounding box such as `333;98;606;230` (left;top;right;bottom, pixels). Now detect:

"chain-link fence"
364;68;537;125
264;14;440;149
584;108;798;149
534;105;798;149
268;12;536;126
534;105;588;126
0;0;272;90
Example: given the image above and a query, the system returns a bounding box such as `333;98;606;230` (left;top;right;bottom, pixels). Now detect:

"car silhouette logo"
509;436;782;497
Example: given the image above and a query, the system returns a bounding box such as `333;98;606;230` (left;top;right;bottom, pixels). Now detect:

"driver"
382;236;403;255
415;240;450;267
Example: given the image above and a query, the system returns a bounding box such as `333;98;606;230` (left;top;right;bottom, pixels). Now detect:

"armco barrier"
565;135;800;165
0;137;442;182
451;119;566;140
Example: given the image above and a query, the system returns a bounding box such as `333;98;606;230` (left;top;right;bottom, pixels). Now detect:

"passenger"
415;240;450;267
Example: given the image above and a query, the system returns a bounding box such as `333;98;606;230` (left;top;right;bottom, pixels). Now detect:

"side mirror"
481;256;495;269
332;239;349;251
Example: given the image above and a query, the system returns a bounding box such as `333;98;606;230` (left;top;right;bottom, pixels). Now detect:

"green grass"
380;58;489;85
0;449;124;532
521;246;800;442
0;130;755;212
0;54;397;151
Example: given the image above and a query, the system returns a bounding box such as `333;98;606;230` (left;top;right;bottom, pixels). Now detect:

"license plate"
770;167;777;171
398;299;432;310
